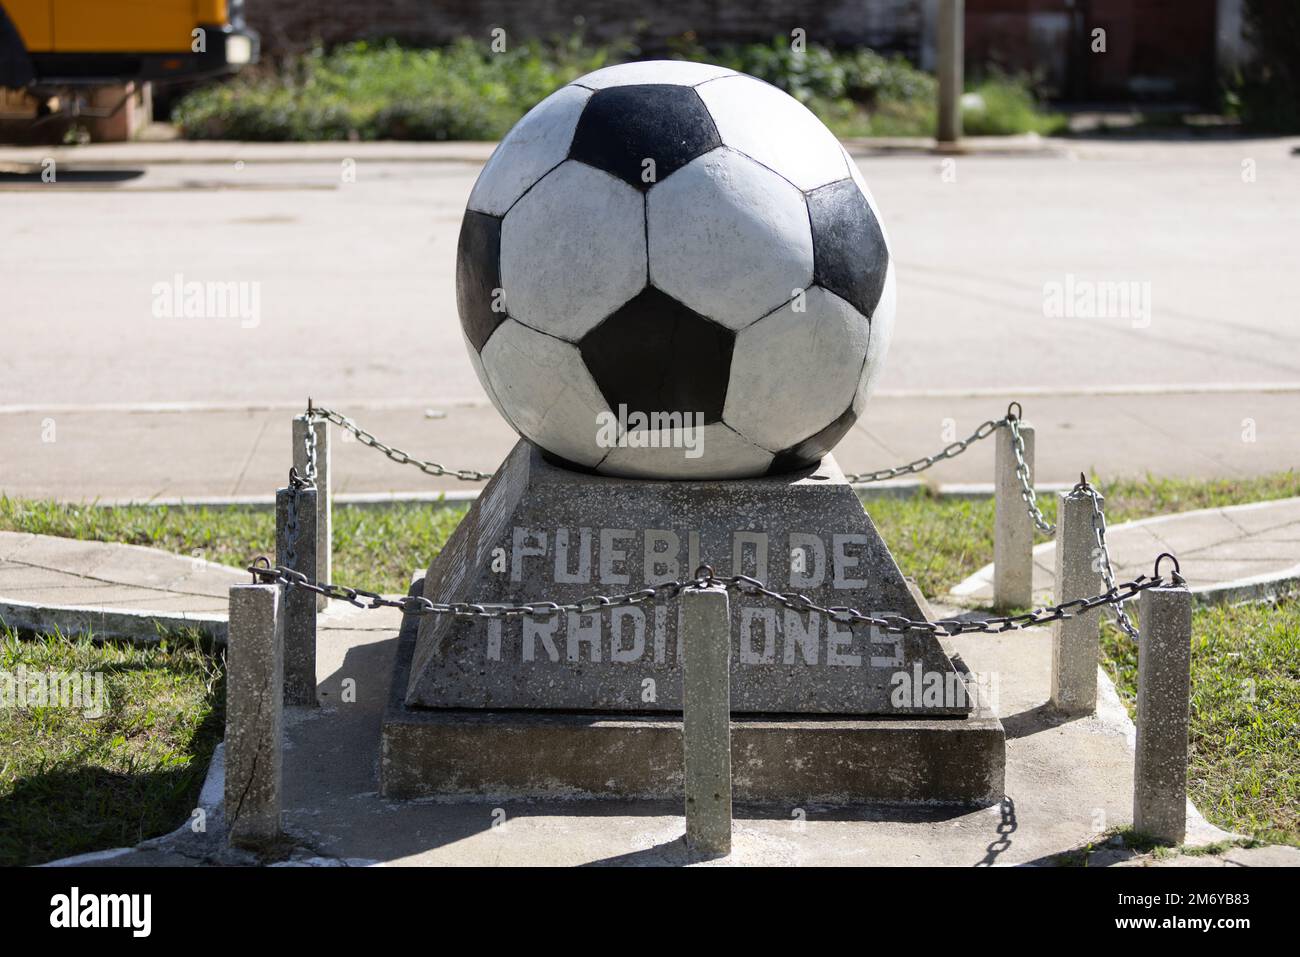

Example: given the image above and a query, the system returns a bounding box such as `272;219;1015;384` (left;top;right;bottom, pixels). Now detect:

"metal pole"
682;585;732;859
937;0;965;148
225;583;285;848
1134;582;1193;845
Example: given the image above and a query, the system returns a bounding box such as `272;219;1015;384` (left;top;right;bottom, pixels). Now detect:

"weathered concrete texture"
291;416;331;611
406;441;968;716
0;530;245;642
275;486;318;706
681;587;732;857
1050;488;1102;714
993;424;1035;610
225;584;285;848
1134;585;1193;845
383;581;1005;805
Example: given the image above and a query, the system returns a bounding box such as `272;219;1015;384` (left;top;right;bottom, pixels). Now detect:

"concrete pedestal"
383;443;1005;806
406;441;970;717
382;590;1005;806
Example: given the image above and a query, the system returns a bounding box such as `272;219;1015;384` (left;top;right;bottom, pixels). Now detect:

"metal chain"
300;399;1019;492
1076;477;1140;640
246;560;1173;638
843;415;1009;483
1007;414;1056;535
305;403;492;482
282;468;309;571
300;414;318;487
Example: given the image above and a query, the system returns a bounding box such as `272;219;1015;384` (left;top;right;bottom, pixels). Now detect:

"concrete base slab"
382;595;1005;805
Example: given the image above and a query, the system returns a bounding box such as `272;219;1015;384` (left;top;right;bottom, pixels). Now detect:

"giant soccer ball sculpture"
457;60;895;479
385;71;1002;806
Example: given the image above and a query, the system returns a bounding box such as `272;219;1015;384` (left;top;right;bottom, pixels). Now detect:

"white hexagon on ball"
480;318;611;468
499;160;646;342
573;59;737;90
647;148;813;331
467;84;592;217
724;287;870;452
698;75;851;191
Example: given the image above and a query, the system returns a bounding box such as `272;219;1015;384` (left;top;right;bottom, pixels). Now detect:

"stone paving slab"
950;498;1300;607
0;531;246;641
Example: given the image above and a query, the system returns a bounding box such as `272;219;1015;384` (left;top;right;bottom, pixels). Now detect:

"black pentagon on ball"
807;178;890;319
568;85;722;191
456;209;504;352
766;404;859;475
580;286;734;427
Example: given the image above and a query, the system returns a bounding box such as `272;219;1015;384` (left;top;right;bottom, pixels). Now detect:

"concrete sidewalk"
0;531;245;641
3;388;1298;502
951;497;1300;607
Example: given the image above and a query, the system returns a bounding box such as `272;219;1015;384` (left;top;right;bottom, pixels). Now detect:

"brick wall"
245;0;924;57
965;0;1219;100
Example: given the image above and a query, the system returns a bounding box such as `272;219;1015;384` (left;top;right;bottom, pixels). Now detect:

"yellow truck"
0;0;257;90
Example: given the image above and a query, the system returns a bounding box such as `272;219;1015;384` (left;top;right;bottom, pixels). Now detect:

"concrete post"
936;0;964;147
1051;488;1103;714
1134;584;1193;845
292;415;331;610
275;486;317;706
225;583;284;848
682;585;732;859
994;423;1034;610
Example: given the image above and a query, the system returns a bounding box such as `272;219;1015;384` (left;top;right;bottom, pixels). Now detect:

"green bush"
961;75;1067;136
173;38;617;141
172;34;1062;142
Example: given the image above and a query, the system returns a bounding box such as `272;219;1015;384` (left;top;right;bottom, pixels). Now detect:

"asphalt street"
2;136;1297;497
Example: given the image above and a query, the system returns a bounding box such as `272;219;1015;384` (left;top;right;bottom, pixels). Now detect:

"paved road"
1;137;1298;498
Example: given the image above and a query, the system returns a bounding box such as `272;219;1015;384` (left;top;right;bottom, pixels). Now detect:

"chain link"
300;414;318;487
247;561;1171;638
1007;415;1056;535
843;416;1009;484
305;404;492;482
1076;478;1140;640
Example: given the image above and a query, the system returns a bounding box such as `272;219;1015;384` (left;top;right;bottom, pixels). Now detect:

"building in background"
247;0;1247;105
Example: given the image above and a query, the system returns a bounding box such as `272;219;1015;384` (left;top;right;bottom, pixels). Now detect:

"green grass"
172;35;1062;142
0;496;467;595
0;626;224;867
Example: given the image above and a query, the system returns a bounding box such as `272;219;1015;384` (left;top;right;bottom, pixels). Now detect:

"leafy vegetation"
172;35;1063;141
